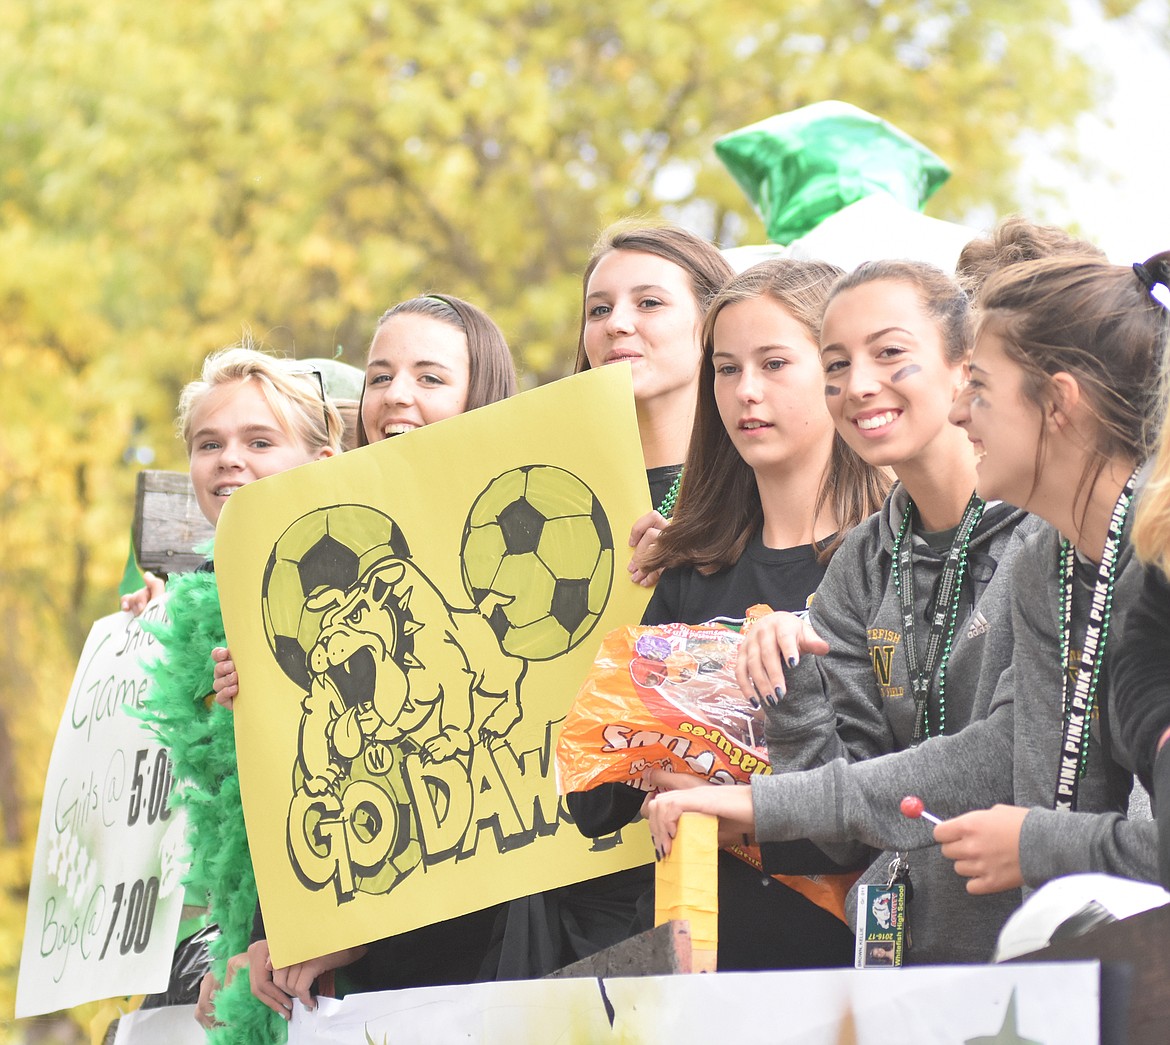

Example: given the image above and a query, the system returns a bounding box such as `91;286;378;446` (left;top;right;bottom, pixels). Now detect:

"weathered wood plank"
132;470;216;576
545;920;694;979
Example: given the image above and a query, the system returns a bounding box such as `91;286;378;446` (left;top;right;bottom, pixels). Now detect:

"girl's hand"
194;971;220;1028
271;945;368;1013
628;510;670;587
120;572;165;617
195;950;251;1026
212;647;238;709
640;771;756;858
934;805;1028;894
735;611;829;706
248;939;292;1019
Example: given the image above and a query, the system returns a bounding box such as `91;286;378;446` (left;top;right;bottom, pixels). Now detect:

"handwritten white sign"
16;602;188;1017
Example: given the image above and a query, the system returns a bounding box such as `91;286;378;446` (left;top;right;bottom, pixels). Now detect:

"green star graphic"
965;989;1045;1045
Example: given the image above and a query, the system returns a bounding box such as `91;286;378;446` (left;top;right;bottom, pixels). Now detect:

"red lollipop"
900;795;942;825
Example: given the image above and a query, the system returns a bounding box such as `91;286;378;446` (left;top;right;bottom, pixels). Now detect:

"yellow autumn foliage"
0;0;1161;1039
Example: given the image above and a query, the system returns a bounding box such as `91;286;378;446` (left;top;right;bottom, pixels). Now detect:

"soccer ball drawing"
461;465;615;661
262;505;411;690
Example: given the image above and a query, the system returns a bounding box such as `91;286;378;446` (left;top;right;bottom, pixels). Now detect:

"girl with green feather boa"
134;344;342;1043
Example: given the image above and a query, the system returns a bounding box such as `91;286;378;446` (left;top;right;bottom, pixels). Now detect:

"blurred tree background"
0;0;1158;1038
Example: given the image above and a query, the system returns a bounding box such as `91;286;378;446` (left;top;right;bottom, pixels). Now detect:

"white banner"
113;1004;205;1044
16;601;189;1017
289;962;1098;1045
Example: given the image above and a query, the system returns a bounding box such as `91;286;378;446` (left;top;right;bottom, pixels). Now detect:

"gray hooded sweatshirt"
753;491;1156;964
754;484;1034;963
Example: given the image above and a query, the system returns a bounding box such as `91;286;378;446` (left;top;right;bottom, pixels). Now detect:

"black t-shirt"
643;533;827;627
568;529;853;971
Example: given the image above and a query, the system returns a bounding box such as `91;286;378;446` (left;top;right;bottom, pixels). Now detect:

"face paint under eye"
891;364;922;383
824;384;842;396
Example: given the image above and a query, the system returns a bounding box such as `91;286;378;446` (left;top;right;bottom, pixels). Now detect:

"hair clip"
1133;262;1170;310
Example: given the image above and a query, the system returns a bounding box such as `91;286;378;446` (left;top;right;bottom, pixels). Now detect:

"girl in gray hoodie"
644;252;1169;964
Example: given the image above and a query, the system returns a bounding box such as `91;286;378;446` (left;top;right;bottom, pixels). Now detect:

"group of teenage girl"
132;214;1170;1040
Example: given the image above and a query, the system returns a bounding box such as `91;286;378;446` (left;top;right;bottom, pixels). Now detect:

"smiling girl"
642;261;1038;964
930;253;1167;895
214;295;515;707
202;298;518;1026
185;360;339;522
357;295;516;445
262;296;516;1005
136;345;343;1038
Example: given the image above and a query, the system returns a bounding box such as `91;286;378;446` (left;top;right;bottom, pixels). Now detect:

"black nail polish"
748;695;759;709
787;656;797;668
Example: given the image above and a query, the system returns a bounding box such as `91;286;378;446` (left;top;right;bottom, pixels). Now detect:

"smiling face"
188;379;334;525
582;249;704;406
711;296;834;477
820;280;965;468
361;313;471;441
949;324;1046;507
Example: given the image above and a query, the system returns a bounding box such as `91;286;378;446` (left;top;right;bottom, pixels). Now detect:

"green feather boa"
140;569;287;1044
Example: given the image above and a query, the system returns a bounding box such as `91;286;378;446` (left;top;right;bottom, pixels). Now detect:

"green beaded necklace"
1054;467;1138;795
657;468;683;519
890;493;985;742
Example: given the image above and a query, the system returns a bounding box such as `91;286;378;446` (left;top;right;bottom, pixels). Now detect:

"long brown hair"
979;252;1169;543
357;295;517;447
646;259;891;574
573;222;734;373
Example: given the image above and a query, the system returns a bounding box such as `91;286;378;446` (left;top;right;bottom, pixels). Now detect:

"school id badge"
855;882;906;967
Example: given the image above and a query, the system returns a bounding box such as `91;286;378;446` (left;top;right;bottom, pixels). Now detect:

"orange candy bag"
558;616;770;793
557;608;858;922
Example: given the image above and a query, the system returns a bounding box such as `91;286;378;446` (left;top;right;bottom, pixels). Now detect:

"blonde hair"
178;342;344;455
1131;252;1170;573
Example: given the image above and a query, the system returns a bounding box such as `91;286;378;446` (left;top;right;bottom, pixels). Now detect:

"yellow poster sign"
215;366;654;967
